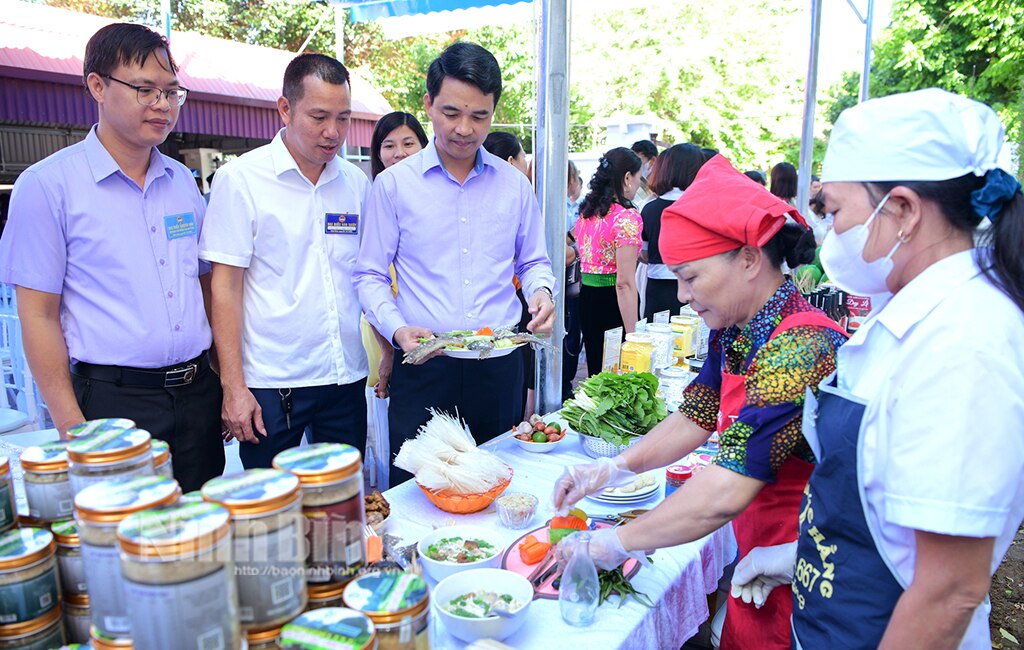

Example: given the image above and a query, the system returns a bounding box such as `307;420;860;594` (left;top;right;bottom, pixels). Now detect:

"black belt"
70;351;210;389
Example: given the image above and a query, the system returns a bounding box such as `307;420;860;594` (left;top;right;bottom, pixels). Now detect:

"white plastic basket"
578;431;644;459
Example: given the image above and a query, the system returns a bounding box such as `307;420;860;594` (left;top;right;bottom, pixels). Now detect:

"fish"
402;328;556;364
402;334;468;364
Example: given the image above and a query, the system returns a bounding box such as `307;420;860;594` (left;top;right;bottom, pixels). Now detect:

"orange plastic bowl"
417;466;514;514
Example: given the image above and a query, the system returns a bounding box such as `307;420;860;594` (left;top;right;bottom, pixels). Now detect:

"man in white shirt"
200;53;370;468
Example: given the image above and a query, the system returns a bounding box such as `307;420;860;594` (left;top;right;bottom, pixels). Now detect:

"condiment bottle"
665;465;694;498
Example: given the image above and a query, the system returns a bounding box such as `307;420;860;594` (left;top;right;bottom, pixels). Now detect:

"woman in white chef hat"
729;88;1024;649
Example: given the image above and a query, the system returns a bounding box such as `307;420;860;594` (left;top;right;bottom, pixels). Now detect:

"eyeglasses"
101;74;189;107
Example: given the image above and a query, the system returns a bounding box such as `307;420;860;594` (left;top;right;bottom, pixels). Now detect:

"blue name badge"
164;212;197;240
325;213;359;235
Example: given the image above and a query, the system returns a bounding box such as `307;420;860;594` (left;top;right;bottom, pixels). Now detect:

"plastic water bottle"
559;532;600;626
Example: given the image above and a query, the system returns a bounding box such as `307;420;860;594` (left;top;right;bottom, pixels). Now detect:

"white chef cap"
821;88;1007;183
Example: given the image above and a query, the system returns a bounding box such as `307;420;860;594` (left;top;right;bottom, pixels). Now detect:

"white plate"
585;489;661;505
443;343;524;360
599;473;661;499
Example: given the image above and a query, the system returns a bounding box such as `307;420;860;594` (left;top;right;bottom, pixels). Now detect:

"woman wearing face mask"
555;155;848;650
574;147;644;377
731;89;1024;649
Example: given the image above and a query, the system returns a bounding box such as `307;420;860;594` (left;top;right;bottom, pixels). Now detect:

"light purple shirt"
0;126;212;368
354;139;556;343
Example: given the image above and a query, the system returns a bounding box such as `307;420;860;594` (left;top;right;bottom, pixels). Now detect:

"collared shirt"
643;188;683;280
199;131;370;388
680;281;846;482
0;126;211;368
354;139;556;343
574;203;643;275
833;250;1024;649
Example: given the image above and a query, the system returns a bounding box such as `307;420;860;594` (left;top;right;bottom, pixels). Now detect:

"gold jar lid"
90;624;133;648
67;427;151;466
74;476;181;524
151;439;170;466
0;527;55;572
273;443;362;485
307;581;348;602
51;518;79;545
281;608;376;649
0;604;62;639
117;501;230;560
343;571;429;625
246;624;284;643
20;440;71;473
201;468;301;517
67;418;135;438
64;592;90;607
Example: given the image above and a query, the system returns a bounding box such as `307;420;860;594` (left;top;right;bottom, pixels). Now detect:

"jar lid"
90;625;133;648
666;465;694;481
624;333;654;343
179;490;204;504
0;604;62;639
280;608;376;649
51;518;79;545
246;625;284;643
201;469;301;517
64;592;90;607
150;439;170;465
117;501;230;560
307;581;347;601
67;418;136;438
670;315;699;325
646;323;673;333
67;428;152;465
342;572;429;623
20;440;71;472
74;476;181;524
273;443;362;485
659;367;690;378
0;527;55;571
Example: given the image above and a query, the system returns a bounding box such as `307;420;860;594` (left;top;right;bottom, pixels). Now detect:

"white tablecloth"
381;429;737;650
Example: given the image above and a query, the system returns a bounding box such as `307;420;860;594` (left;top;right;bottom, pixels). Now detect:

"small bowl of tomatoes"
511;416;567;453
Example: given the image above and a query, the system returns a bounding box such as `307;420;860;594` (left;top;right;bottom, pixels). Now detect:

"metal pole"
860;0;875;102
334;4;349;160
797;0;823;215
534;0;570;415
161;0;171;41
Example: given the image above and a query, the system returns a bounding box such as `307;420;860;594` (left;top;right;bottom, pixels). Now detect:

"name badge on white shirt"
325;213;358;235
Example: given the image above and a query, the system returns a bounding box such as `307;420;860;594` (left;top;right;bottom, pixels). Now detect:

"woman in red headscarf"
553;155;848;649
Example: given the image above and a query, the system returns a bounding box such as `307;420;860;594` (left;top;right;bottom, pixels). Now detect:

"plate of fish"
404;327;553;363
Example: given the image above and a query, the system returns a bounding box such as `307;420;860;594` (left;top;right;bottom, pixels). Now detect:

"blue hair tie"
970;168;1021;223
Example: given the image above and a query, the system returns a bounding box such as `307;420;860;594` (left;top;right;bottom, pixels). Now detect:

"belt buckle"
165;363;198;388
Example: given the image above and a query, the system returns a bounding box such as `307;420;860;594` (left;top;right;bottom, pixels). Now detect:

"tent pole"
534;0;570;415
860;0;875;102
797;0;823;215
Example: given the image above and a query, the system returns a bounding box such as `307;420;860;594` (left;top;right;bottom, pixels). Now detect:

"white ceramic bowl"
432;568;533;643
416;525;505;583
512;429;567;453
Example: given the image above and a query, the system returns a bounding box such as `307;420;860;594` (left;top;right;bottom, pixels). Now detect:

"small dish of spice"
494;492;538;530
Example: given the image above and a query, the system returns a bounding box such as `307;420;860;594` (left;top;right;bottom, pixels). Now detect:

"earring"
897;229;910;243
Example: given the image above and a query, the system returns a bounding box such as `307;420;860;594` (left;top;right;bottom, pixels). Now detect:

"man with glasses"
0;23;224;491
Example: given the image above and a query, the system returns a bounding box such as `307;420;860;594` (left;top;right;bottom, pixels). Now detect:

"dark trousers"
71;363;224;493
388;348;525;486
241;379;368;469
580;283;630;378
562;294;582;401
644;278;683;321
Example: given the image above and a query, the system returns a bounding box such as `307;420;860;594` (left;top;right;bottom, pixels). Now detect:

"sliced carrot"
550;515;587;531
519;540;550;565
518;534;540;550
476;326;494;336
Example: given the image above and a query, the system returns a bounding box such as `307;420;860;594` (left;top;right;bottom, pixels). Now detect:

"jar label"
80;541;129;635
68;427;149;454
0;527;53;561
202;468;299;506
20;440;71;465
0;480;13;531
0;564;58;624
282;607;374;648
235;520;305;625
302;494;365;583
25;475;74;521
274;443;360;474
69;458;157;499
6;621;65;650
58;549;88;594
65;607;91;643
67;418;135;438
343;572;427;613
117;501;228;545
124;566;238;649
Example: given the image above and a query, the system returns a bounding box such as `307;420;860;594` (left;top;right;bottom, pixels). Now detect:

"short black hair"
744;170;767;186
482;132;524;162
83;23;176;87
650;143;705;196
283;53;349;103
370;111;429;179
631;140;658;160
770;162;798;200
700;147;719;162
426;42;502;106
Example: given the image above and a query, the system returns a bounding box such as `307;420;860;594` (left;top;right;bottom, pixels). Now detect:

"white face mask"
819;192;901;297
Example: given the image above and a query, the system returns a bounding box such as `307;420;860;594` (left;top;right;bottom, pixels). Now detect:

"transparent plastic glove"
729;541;798;609
585;527;648;571
551;456;637;514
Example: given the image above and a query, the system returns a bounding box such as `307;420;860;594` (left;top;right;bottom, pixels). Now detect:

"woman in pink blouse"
574;147;644;376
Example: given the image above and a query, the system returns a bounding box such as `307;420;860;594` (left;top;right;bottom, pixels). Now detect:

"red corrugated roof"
0;0;391;120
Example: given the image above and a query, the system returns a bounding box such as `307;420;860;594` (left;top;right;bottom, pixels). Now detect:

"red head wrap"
659;155;808;265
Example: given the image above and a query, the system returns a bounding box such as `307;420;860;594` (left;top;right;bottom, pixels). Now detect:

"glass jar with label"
306;582;346;611
0;528;59;629
74;475;180;638
657;366;695;413
201;469;307;631
63;593;90;644
670;315;699;364
89;625;133;649
247;625;283;650
150;440;172;480
273;444;366;586
20;441;73;523
343;572;429;650
619;333;655;374
67;419;135;439
117;501;240;650
645;323;675;369
0;458;14;534
67;428;154;497
280;608;376;650
0;604;65;649
51;519;86;596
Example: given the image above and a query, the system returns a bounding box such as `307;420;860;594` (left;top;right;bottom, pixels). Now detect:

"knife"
526;548;556;583
532;561;561;588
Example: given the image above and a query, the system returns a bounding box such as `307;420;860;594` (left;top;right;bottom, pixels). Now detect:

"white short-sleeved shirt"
837;249;1024;649
199;131;371;388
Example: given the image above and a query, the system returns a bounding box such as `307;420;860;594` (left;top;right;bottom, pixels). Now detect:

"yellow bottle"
619;333;655;374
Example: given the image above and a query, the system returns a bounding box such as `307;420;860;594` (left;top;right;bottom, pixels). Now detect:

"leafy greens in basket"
561;372;667;447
